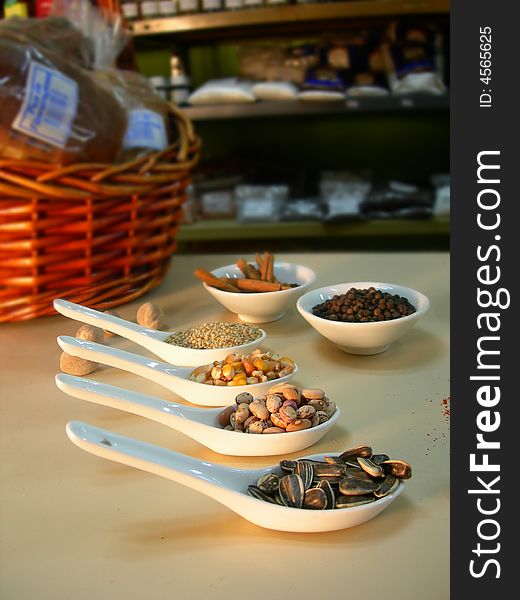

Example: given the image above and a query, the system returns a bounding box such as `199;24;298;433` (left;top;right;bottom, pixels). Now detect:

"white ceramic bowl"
203;262;317;323
297;282;430;355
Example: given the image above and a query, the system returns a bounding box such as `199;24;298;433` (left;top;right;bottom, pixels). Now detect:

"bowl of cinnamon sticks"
194;252;316;323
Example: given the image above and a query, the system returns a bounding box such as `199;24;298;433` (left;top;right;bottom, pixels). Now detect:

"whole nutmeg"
60;352;98;376
75;324;103;343
136;302;165;330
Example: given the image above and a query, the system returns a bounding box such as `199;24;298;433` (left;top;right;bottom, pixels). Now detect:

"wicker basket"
0;106;200;323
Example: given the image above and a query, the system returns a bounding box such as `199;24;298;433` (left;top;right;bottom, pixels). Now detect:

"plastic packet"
180;185;199;225
0;16;94;68
389;72;446;95
431;174;450;216
282;198;324;221
251;81;299;101
200;190;235;220
50;0;129;70
0;30;127;164
188;79;256;105
235;185;289;223
320;172;371;222
361;181;433;219
93;69;171;161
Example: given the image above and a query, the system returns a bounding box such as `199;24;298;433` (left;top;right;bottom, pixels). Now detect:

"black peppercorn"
312;288;416;323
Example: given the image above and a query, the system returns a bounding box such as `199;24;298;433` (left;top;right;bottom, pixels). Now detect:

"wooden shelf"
131;1;450;38
177;216;450;243
180;94;449;121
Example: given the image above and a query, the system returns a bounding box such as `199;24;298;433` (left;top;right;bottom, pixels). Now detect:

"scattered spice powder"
441;396;451;421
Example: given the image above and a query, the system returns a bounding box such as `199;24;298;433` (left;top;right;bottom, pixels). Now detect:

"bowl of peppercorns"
297;282;430;355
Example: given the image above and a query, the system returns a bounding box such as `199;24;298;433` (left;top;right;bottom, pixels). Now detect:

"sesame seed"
164;322;262;349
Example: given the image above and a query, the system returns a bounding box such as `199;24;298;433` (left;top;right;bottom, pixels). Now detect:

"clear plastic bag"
431;174;450;216
320;172;371;222
50;0;129;70
361;181;433;219
94;69;171;161
0;16;94;69
188;79;256;105
235;185;288;222
0;29;127;164
282;198;324;221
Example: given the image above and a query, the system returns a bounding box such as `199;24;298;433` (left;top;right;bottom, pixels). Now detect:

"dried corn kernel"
193;363;211;377
222;364;235;380
189;351;295;386
280;356;295;367
253;358;269;371
242;358;255;375
225;353;240;364
211;366;222;379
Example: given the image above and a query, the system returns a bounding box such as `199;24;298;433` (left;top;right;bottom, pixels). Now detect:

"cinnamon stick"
236;279;282;293
236;258;261;280
259;251;270;280
193;269;240;293
265;252;274;283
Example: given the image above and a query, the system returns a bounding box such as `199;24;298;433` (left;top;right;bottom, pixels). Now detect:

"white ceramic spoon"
56;373;340;456
53;299;267;367
57;336;298;407
66;420;404;533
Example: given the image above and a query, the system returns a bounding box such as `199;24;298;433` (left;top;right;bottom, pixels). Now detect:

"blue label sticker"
12;61;78;149
123;109;168;151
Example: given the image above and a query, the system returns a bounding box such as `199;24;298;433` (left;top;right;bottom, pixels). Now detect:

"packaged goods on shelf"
158;0;178;16
383;22;447;95
120;0;140;20
149;75;170;100
431;174;450;216
346;85;389;97
282;198;324;221
188;78;256;105
389;72;446;95
251;81;299;101
361;181;433;220
140;0;160;18
200;191;235;220
235;185;289;223
320;172;371;222
178;0;200;13
298;89;346;102
239;45;317;85
224;0;243;9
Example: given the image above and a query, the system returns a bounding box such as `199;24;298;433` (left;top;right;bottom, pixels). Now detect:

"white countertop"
0;252;450;600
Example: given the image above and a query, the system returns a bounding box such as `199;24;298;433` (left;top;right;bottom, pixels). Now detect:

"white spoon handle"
54;299;165;346
57;336;190;391
55;374;217;428
66;421;250;495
